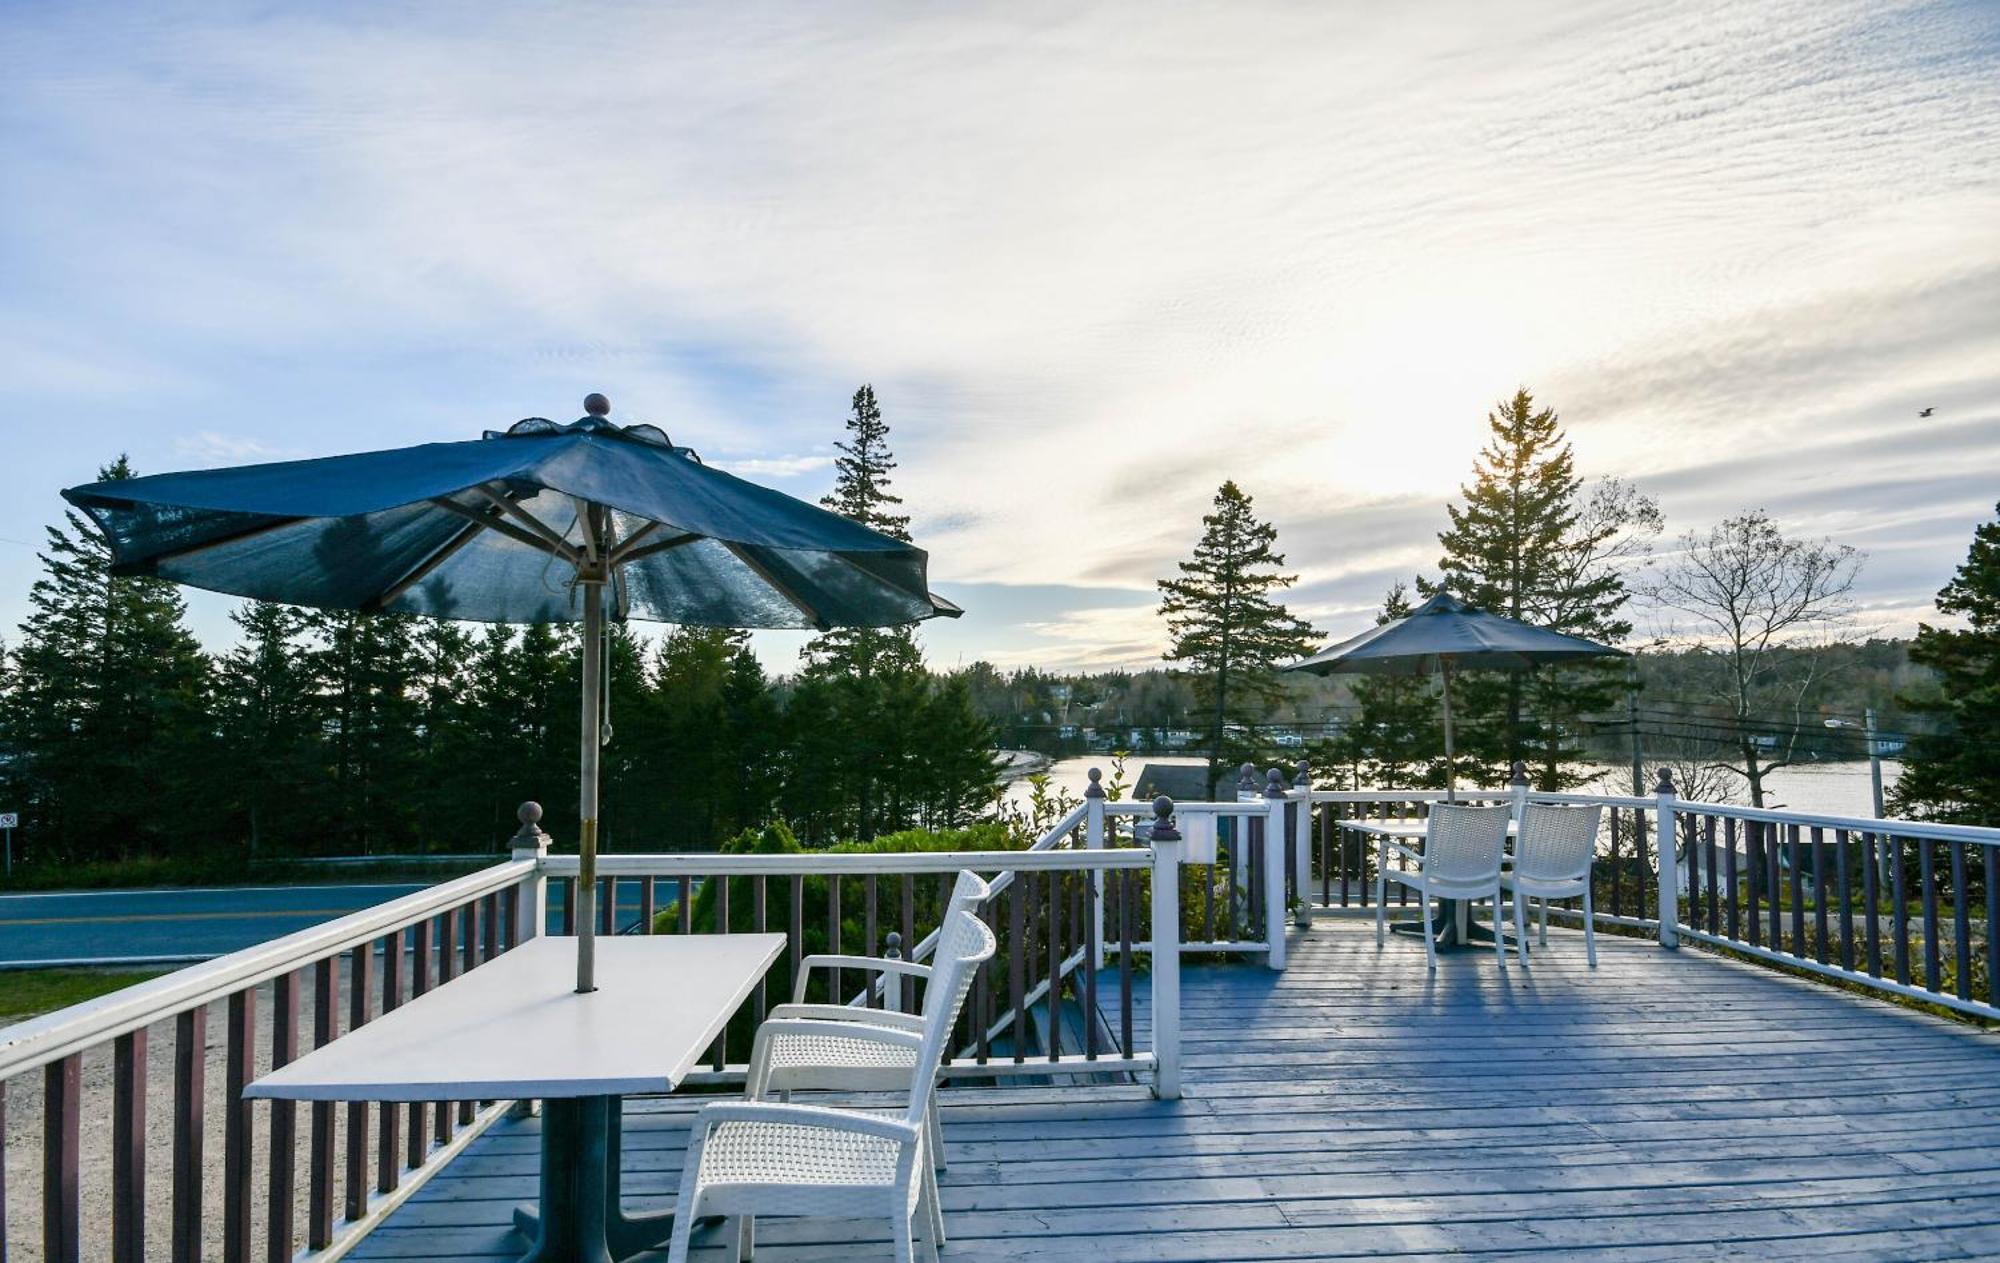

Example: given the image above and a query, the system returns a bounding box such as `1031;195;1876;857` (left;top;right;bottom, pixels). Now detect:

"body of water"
1006;754;1903;820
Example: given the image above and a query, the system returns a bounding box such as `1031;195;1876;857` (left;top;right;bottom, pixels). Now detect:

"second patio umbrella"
1283;592;1623;797
63;394;959;992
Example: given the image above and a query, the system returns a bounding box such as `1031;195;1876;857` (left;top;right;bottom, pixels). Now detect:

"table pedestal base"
1386;900;1521;954
514;1096;676;1263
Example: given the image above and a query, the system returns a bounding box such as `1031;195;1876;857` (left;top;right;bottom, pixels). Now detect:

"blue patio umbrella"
1283;592;1623;798
63;394;959;992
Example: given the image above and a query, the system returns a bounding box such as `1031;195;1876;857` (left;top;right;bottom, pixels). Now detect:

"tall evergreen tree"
802;385;922;680
1157;481;1321;797
216;601;317;857
1888;503;1999;824
1429;388;1657;788
1;457;212;863
306;610;423;854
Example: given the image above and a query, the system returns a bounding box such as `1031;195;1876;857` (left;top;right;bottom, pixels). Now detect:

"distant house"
1132;763;1216;804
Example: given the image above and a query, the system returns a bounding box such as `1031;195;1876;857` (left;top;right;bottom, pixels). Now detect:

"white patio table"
1341;817;1518;951
247;932;786;1263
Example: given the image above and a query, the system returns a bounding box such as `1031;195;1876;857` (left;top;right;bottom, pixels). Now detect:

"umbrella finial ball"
584;393;611;416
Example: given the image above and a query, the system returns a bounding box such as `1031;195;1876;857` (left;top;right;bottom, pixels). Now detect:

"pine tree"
1157;481;1321;797
216;601;317;857
306;610;423;854
802;385;922;680
1887;503;1999;824
1429;388;1657;788
2;457;212;863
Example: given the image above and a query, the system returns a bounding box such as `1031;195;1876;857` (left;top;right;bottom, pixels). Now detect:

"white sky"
2;0;1997;673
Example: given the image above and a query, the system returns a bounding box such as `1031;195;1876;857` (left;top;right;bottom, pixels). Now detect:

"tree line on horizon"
0;387;1005;871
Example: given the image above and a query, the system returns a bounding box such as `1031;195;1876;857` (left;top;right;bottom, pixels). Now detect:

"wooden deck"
353;921;2000;1261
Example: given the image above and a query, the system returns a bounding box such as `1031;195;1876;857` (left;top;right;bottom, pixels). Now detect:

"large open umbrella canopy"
1283;592;1623;797
62;394;959;992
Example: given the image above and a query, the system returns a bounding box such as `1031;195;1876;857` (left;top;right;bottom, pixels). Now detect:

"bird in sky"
1919;407;1936;417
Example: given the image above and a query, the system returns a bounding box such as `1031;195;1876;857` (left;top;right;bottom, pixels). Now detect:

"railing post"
1655;768;1679;948
1148;796;1182;1100
1085;768;1107;970
510;801;551;946
1291;760;1313;927
1264;769;1290;968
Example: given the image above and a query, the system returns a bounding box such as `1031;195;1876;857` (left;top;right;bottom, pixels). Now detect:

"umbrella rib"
722;541;827;630
469;486;580;563
429;496;573;560
607;520;664;564
367;512;494;611
114;512;307;572
614;531;702;566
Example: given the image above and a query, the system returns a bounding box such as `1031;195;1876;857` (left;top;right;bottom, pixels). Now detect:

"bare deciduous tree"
1642;510;1863;808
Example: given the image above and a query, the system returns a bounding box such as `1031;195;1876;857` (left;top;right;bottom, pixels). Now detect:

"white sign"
0;814;15;830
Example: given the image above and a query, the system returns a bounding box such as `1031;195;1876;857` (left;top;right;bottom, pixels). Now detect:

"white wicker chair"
1501;802;1603;966
1376;803;1513;970
667;897;996;1263
748;871;989;1175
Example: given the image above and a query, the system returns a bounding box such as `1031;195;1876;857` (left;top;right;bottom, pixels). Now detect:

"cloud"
3;0;1997;668
172;431;298;467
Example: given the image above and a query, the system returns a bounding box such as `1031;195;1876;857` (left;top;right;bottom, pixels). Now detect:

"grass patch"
0;968;168;1021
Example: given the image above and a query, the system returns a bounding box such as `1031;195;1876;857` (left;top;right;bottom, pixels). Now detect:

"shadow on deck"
353;921;2000;1261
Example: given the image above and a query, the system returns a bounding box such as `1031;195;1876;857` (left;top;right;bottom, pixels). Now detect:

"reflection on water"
1005;754;1904;820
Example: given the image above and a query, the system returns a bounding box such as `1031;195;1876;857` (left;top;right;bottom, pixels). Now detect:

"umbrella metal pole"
577;576;604;994
1440;656;1456;804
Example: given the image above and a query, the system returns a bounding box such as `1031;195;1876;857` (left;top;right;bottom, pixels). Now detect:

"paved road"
0;879;663;967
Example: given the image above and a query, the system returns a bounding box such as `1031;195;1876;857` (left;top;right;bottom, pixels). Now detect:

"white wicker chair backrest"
1422;804;1512;882
907;902;996;1128
1513;803;1602;883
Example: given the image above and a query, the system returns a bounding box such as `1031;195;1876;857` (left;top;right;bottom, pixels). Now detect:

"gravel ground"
4;953;496;1261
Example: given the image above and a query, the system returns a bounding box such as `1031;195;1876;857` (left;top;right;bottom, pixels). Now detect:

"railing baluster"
827;873;842;1000
1922;835;1942;993
712;872;731;1072
1764;823;1782;950
678;876;693;936
408;919;431;1168
377;932;402;1194
640;875;656;934
1835;829;1855;971
900;875;916;1008
456;902;476;1124
345;944;371;1223
309;958;336;1251
1951;841;1972;1000
1724;817;1741;941
1047;868;1063;1062
1084;861;1099;1060
1635;807;1650;922
113;1031;146;1263
560;876;575;936
601;876;615;936
1609;807;1624;917
790;875;805;1002
1985;844;2000;1010
1810;827;1829;965
174;1005;206;1263
1119;867;1135;1058
224;987;256;1263
1862;830;1882;978
752;875;768;1023
1787;824;1806;959
44;1051;81;1263
975;897;996;1064
1891;833;1911;986
1703;817;1718;934
1009;877;1027;1063
268;970;300;1263
433;910;455;1144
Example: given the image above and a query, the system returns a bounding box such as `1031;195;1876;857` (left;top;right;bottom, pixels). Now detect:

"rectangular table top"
245;933;786;1103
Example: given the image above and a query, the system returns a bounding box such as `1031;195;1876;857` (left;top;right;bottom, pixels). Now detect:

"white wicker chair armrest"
793;954;932;1004
767;1002;926;1032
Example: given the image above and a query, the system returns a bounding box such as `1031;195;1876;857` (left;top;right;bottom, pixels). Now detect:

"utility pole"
1864;707;1885;820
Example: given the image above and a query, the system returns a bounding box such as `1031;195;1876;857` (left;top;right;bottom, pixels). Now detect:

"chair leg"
1538;898;1548;947
892;1213;918;1263
1512;888;1530;965
926;1164;948;1245
1492;886;1507;969
1583;883;1598;967
928;1091;946;1170
1420;888;1437;971
741;1215;756;1261
1375;874;1387;946
724;1216;744;1263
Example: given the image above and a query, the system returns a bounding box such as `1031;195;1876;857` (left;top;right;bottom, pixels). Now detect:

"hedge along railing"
0;816;549;1263
541;839;1186;1098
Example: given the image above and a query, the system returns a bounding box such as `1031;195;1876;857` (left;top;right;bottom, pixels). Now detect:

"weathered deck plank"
350;923;2000;1261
